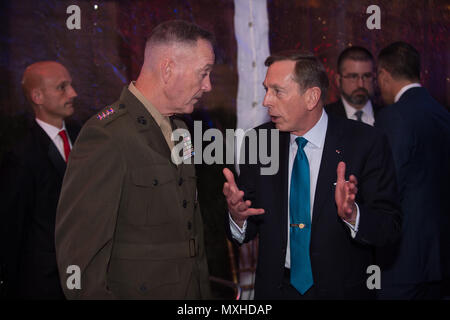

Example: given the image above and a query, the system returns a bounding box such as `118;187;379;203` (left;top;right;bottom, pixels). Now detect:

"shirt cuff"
342;202;360;238
229;212;247;244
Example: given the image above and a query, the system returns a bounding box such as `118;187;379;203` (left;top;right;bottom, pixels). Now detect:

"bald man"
0;61;79;299
55;20;215;299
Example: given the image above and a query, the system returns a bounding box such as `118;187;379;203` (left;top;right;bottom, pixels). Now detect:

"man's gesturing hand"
335;161;358;224
223;168;265;228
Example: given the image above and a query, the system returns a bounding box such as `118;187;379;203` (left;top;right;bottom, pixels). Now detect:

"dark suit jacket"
0;120;79;299
227;112;401;299
325;98;381;125
375;87;450;289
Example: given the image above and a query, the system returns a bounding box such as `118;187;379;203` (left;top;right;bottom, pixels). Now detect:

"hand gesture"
222;168;265;228
335;161;358;224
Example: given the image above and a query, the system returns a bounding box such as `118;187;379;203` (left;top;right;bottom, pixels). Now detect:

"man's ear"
335;72;341;88
305;87;322;111
160;58;174;84
378;68;391;87
31;88;43;105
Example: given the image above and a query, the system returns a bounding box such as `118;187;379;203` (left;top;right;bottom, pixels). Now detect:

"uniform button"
183;200;187;208
187;221;192;230
140;284;147;292
178;178;183;186
153;179;158;186
119;103;125;109
137;116;147;125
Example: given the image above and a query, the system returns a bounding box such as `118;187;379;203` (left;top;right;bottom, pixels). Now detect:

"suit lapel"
311;115;345;234
33;122;66;178
278;130;290;246
337;99;348;118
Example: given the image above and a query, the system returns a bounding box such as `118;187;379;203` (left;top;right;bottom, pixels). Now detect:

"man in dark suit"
55;20;214;299
375;41;450;299
223;51;401;299
0;61;79;299
325;46;379;126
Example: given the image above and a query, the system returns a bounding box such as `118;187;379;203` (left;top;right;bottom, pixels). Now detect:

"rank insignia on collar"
97;107;115;120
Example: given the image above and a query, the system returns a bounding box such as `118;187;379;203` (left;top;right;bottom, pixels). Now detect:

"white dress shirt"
341;96;375;126
394;83;421;103
230;110;360;268
35;118;72;162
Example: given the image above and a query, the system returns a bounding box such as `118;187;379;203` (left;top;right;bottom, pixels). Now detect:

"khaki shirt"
128;82;174;150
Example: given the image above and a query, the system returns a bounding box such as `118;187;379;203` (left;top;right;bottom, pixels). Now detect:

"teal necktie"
289;137;313;294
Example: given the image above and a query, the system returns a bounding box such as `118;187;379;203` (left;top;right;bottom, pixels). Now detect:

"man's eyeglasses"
340;73;374;82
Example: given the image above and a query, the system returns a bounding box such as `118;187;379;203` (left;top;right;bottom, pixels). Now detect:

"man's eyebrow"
57;80;70;87
202;64;214;71
263;82;284;90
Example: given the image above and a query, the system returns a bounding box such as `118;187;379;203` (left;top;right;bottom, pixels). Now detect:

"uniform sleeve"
55;124;126;299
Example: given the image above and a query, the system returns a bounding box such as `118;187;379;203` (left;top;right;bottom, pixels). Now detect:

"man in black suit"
325;46;379;126
0;61;79;299
223;51;401;299
375;42;450;299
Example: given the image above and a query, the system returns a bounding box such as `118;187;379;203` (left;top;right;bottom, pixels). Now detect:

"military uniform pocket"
127;165;178;227
107;259;180;299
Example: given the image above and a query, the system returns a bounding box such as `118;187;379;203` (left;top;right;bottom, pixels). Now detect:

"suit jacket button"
183;200;187;208
153;179;158;186
187;221;192;230
140;284;147;292
178;178;183;186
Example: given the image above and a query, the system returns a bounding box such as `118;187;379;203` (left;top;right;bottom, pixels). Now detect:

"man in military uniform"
55;20;215;299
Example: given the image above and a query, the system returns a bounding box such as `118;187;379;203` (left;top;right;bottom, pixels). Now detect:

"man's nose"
67;85;77;99
202;76;212;92
357;76;365;87
262;91;271;108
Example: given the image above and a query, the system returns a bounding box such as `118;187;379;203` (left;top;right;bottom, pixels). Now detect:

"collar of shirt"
289;109;328;150
341;96;374;122
35;118;67;141
394;83;421;103
128;81;169;128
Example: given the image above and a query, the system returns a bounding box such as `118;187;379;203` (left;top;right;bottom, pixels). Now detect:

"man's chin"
351;95;369;105
181;103;195;115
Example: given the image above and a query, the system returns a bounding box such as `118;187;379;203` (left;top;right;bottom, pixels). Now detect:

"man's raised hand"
335;161;358;224
222;168;265;228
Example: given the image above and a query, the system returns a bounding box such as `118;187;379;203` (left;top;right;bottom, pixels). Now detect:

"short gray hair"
147;20;215;48
265;50;329;103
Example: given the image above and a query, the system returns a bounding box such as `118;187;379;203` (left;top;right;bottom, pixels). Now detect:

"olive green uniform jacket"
55;87;211;299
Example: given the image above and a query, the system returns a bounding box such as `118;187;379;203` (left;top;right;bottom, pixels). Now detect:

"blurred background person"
0;61;79;299
325;46;380;126
376;41;450;300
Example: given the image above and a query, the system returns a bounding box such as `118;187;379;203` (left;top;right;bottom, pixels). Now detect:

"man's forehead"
265;61;295;84
341;59;373;71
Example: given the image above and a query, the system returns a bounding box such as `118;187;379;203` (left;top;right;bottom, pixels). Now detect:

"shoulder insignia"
96;107;115;120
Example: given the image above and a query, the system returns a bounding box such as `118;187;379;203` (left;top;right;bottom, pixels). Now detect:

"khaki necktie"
160;117;174;151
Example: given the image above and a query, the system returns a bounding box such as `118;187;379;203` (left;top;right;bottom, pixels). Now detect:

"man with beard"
0;61;79;299
325;46;379;126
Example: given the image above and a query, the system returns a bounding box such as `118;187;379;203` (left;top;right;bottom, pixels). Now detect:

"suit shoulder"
324;100;342;111
253;121;275;131
332;113;382;140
